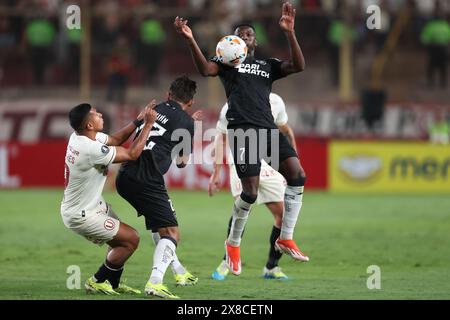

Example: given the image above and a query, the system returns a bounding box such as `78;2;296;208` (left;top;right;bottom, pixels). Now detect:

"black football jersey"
120;100;194;183
211;55;286;128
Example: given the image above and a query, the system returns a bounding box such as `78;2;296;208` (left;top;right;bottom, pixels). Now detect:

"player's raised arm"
113;106;157;163
106;100;157;146
174;16;219;77
279;1;305;76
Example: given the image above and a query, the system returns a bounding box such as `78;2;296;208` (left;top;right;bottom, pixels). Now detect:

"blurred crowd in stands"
0;0;449;103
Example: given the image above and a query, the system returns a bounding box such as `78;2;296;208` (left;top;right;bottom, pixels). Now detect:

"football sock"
266;226;283;269
223;215;247;260
93;260;123;288
149;237;176;285
281;185;304;240
227;194;254;247
152;232;186;275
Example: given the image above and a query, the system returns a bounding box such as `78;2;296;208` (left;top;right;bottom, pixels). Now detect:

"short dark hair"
234;23;256;33
69;103;92;132
169;76;197;104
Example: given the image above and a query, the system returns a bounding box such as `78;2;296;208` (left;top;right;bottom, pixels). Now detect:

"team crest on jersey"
101;145;110;154
239;164;247;173
104;218;115;231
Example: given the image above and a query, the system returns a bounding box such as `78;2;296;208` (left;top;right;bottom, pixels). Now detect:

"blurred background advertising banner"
329;141;450;193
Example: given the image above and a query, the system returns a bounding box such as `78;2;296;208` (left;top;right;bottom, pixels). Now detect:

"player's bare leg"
277;157;309;262
86;222;140;295
145;226;180;299
226;175;259;275
151;231;198;286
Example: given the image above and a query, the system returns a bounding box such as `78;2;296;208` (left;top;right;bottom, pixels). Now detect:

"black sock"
93;264;110;283
223;215;246;260
94;260;123;288
223;217;233;260
266;226;282;270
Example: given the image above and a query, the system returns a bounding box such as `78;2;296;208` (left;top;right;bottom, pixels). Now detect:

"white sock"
152;232;186;276
149;238;176;285
227;196;252;247
281;186;304;240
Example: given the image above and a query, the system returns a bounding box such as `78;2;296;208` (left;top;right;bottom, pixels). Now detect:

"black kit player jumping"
116;76;199;299
174;1;309;275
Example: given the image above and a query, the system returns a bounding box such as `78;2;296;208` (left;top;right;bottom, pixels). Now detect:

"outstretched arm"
279;1;305;76
174;16;219;77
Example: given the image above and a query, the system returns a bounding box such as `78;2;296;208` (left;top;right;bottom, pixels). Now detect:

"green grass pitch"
0;189;449;300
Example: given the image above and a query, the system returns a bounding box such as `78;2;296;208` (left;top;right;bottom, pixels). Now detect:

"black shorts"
115;170;177;232
227;124;298;178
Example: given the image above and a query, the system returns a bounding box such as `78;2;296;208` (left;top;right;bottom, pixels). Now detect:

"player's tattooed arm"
174;16;219;77
278;123;298;154
112;107;157;163
279;1;305;75
106;100;157;146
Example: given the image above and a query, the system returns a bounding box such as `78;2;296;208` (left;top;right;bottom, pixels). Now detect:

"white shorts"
61;200;120;246
230;160;286;204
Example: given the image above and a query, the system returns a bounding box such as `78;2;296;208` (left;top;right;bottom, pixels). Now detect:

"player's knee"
286;173;306;187
240;191;257;204
166;227;180;243
128;230;140;252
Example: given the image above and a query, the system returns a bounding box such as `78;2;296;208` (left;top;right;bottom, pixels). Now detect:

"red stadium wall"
0;138;328;190
296;137;328;189
3;100;445;190
0;141;66;188
163;137;328;191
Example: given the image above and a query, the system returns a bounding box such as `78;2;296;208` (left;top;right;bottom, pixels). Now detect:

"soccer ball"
215;35;248;67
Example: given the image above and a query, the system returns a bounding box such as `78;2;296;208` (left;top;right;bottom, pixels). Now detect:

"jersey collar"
166;100;182;110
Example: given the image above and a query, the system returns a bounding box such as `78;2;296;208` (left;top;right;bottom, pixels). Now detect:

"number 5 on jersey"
143;122;167;150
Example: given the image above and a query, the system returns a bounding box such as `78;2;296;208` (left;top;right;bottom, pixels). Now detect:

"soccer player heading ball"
175;1;309;276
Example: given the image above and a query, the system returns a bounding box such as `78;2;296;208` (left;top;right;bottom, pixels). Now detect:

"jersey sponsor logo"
104;218;116;231
237;63;270;78
101;145;110;154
